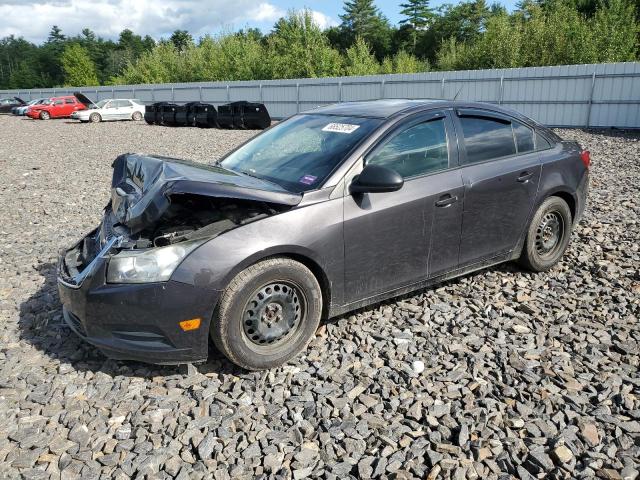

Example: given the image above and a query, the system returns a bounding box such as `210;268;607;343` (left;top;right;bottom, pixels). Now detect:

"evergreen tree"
170;30;194;53
338;0;393;59
399;0;435;51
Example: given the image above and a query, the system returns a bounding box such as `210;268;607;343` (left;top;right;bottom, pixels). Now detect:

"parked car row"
2;95;271;129
0;96;25;113
144;101;271;129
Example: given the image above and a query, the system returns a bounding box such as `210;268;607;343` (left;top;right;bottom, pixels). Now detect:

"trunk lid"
74;92;96;108
110;153;302;233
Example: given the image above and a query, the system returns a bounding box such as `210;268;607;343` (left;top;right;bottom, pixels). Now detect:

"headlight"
106;240;204;283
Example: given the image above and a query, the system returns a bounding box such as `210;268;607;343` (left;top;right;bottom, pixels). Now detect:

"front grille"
59;233;122;288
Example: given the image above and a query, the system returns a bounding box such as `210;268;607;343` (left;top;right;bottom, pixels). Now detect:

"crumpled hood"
110;153;302;234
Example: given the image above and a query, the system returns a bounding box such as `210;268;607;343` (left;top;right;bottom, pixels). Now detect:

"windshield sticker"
322;123;360;134
299;175;317;185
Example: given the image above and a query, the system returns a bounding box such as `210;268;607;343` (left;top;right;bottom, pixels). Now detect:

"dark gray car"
57;100;590;370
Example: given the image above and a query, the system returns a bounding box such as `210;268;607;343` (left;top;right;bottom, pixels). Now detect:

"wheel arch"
217;247;333;320
514;187;578;259
549;190;576;221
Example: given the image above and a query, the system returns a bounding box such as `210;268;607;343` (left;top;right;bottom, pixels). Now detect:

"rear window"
513;122;534;153
536;132;552;150
459;116;516;164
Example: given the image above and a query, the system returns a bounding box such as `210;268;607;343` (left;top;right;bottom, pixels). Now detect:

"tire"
89;113;101;123
519;196;572;272
132;111;143;121
39;111;50;120
211;258;322;370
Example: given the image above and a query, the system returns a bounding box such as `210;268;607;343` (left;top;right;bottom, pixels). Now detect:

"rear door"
453;109;541;265
116;100;133;120
343;111;464;303
63;98;79;116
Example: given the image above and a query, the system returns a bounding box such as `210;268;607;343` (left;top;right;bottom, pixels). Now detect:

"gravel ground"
0;115;638;480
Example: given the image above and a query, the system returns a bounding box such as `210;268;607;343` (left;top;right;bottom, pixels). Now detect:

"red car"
27;95;88;120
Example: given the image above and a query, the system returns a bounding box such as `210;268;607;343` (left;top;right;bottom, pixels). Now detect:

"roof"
305;99;447;119
302;99;550;131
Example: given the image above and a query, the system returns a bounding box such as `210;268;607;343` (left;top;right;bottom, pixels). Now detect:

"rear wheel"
211;258;322;370
89;113;101;123
132;111;143;121
519;196;572;272
39;111;50;120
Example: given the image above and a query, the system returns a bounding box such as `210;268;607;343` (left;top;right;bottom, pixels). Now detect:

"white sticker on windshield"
322;123;360;134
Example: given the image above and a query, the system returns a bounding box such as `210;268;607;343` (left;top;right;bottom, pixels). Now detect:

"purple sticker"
299;175;317;185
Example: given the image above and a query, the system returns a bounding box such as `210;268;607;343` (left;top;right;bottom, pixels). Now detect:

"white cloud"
247;2;285;22
0;0;295;43
310;10;338;30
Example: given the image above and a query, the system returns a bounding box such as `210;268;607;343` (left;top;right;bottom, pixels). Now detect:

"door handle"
517;171;534;182
435;194;458;207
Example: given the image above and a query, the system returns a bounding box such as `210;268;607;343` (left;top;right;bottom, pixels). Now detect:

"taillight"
580;150;591;169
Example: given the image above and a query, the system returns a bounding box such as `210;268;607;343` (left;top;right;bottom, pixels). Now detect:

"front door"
102;101;118;120
453;109;542;265
343;111;463;304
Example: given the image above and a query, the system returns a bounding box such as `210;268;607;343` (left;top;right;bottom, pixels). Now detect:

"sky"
0;0;519;44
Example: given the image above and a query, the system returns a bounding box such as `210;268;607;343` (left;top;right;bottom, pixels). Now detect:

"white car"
72;95;145;123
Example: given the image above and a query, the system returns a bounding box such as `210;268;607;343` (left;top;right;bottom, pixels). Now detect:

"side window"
459;115;516;164
536;132;552;150
367;118;449;178
65;98;75;104
54;100;63;105
513;121;534;153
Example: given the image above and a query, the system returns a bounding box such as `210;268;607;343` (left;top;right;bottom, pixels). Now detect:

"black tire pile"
144;101;271;130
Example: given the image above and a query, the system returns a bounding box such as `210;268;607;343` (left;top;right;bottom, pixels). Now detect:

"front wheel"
132;111;143;121
211;258;322;370
39;111;50;120
519;196;572;272
89;113;101;123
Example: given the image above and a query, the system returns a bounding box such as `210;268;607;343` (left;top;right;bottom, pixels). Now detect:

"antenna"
452;87;463;101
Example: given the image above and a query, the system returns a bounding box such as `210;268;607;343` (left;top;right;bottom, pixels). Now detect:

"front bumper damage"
57;228;220;364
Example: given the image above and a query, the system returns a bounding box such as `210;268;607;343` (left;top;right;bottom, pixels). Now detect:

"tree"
591;0;638;62
61;43;99;86
338;0;393;59
170;30;194;53
343;37;380;75
266;10;343;78
399;0;435;51
47;25;66;43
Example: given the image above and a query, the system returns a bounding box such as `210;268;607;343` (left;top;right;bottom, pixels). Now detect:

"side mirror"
350;164;404;194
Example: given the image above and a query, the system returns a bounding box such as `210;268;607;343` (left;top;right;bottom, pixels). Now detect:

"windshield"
220;114;382;192
94;100;109;109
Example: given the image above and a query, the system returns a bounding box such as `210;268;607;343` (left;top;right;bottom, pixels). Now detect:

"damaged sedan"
58;100;589;370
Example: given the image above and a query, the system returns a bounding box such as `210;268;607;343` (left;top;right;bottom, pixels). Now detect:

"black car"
0;96;25;113
57;100;590;370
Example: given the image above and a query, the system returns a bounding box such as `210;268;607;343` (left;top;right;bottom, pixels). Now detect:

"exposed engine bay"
103;194;284;249
61;153;302;281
